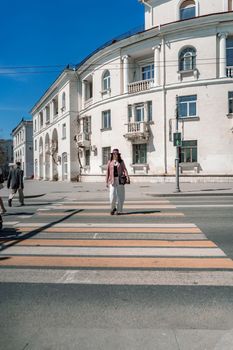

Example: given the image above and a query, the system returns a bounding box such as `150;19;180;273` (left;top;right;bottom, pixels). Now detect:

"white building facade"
31;0;233;182
12;119;33;178
31;70;79;181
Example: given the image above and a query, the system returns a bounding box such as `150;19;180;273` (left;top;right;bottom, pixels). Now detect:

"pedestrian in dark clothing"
0;167;7;214
7;162;24;207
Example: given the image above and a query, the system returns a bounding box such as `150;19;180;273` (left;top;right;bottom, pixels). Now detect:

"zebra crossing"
0;198;233;285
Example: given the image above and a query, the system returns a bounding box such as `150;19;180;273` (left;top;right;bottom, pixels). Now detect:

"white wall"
144;0;227;29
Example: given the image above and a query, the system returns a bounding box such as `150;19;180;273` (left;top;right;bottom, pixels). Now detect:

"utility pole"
174;95;181;193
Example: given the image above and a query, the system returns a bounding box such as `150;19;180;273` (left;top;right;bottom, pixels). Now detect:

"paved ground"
0;180;233;349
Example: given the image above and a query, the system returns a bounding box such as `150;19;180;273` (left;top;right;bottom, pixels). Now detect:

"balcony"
128;79;154;94
76;132;91;148
226;67;233;78
124;122;150;141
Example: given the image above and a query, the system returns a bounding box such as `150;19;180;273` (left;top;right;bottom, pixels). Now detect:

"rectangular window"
147;101;153;121
83;117;91;133
53;98;58;116
142;64;154;80
135;104;144;122
34;119;37;132
229;91;233;114
102;110;111;129
39;112;43;128
128;105;132;123
35;139;37;151
45;106;50;123
102;147;111;165
178;95;197;118
133;144;147;164
62;123;66;139
180;140;197;163
227;38;233;66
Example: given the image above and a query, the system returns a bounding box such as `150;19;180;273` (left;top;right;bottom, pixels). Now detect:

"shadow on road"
120;210;161;215
0;209;83;252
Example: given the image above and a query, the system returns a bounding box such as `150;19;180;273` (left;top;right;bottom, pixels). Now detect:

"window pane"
229;99;233;113
142;65;154;80
102;147;111;165
133;144;147;164
192;148;197;162
182;140;197;147
180;7;195;20
186;148;191;162
184;55;192;70
179;103;187;117
180;95;196;102
227;38;233;65
102;111;111;129
135;106;144;122
148;101;152;121
189;102;196;116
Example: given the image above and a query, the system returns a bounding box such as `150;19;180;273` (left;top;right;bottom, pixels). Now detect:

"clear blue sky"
0;0;144;139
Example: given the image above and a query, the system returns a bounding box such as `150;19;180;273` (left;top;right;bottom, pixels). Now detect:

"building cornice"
12;119;33;136
76;12;233;75
30;69;77;115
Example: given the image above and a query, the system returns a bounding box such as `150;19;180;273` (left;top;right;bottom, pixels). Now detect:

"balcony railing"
227;67;233;78
77;132;91;148
128;79;154;94
124;122;149;141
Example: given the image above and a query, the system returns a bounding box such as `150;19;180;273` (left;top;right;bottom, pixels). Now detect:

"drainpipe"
161;35;168;175
138;0;154;28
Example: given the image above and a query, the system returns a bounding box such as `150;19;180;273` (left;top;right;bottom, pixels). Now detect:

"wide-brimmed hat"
111;148;121;154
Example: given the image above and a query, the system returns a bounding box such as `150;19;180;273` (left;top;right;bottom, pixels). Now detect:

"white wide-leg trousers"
109;178;125;213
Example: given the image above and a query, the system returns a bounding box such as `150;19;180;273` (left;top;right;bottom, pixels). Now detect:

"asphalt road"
0;194;233;349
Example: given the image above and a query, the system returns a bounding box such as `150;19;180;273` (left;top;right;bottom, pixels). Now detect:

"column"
82;80;86;108
122;55;129;94
152;45;161;87
218;32;228;78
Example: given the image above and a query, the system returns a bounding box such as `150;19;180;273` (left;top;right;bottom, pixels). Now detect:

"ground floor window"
102;147;111;165
228;91;233;114
180;140;197;163
133;144;147;164
85;149;90;166
62;152;68;180
34;159;38;178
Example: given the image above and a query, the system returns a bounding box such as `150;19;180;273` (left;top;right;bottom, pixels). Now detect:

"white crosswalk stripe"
0;198;233;286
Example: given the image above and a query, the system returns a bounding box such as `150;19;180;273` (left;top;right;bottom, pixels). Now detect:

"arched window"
62;92;66;111
179;47;196;71
102;70;111;91
180;0;196;20
62;152;68;180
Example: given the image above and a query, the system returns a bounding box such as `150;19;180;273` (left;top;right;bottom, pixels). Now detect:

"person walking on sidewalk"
0;167;7;214
7;162;24;207
106;148;129;215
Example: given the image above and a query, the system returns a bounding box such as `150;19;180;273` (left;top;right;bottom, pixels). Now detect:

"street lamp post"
174;95;181;193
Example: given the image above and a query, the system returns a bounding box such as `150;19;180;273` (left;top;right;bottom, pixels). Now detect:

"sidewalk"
1;179;233;201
